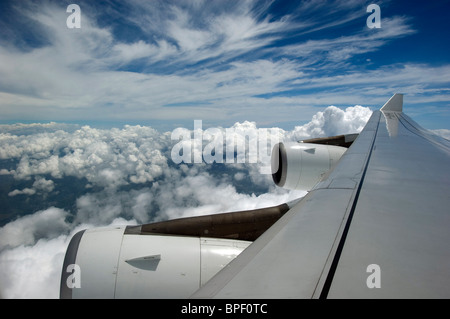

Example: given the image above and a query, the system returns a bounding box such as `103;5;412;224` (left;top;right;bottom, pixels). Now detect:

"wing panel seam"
318;112;381;299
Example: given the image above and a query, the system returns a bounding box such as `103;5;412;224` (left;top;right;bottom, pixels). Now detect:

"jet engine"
271;142;347;191
60;203;290;299
60;226;251;299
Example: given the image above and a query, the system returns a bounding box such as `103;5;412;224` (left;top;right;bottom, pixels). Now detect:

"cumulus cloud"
0;104;372;298
0;169;12;175
33;177;55;193
285;105;373;141
0;207;70;251
0;233;69;299
8;177;54;197
8;188;36;197
0;219;133;299
1;125;170;188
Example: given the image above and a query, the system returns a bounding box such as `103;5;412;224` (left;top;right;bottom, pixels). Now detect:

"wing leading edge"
192;94;450;298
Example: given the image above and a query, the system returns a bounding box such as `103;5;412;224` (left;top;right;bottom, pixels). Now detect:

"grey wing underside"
192;94;450;298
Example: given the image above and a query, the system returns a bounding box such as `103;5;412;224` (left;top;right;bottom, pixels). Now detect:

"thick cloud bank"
0;105;372;298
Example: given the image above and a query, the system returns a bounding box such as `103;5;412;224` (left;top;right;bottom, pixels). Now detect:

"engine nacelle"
60;226;250;299
271;142;347;190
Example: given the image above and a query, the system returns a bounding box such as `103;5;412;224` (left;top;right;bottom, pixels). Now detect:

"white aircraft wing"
192;94;450;298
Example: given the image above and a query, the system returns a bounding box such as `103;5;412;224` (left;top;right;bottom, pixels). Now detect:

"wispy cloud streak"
0;0;448;128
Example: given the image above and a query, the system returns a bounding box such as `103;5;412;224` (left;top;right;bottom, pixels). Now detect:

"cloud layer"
0;104;373;298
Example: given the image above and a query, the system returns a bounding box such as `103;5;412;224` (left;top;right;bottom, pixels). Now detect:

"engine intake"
271;142;347;190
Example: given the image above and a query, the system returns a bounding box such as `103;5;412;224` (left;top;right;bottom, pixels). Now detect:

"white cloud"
8;178;53;197
281;16;415;63
8;188;36;197
0;169;12;175
131;192;153;223
285;105;373;140
0;207;70;251
0;219;134;299
0;233;69;299
432;129;450;140
32;177;55;193
234;172;246;181
2;125;170;189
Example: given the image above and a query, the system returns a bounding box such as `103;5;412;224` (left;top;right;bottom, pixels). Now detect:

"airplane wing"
192;94;450;298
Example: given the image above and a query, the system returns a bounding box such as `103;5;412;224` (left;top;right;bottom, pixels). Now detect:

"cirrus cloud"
1;0;448;128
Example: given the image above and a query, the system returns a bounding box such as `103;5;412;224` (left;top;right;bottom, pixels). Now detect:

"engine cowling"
60;226;250;299
271;142;347;190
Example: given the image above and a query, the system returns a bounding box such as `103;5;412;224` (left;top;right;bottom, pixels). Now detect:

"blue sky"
0;0;449;130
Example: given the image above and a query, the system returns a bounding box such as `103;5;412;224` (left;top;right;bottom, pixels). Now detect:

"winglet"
381;93;403;112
